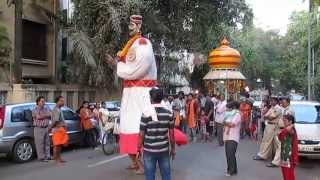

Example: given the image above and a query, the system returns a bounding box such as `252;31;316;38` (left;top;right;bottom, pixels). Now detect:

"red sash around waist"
123;80;157;88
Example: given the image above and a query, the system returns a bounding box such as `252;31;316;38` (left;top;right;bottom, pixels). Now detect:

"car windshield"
291;104;320;124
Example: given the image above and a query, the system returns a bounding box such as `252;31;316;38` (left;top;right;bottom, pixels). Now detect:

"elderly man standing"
281;97;295;121
106;15;157;174
253;97;283;167
51;96;65;128
32;96;51;162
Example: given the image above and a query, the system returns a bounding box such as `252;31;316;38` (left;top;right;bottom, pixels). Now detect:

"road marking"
88;154;128;168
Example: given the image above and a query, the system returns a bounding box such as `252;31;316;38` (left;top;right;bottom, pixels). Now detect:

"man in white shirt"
98;102;110;143
161;95;172;113
215;94;227;146
172;91;187;133
281;97;295;120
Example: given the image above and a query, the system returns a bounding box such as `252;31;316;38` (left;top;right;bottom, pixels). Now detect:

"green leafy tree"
0;24;10;64
0;23;11;81
232;28;283;91
279;11;320;99
67;0;253;88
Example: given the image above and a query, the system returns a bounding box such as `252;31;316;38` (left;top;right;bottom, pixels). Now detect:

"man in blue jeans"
138;88;176;180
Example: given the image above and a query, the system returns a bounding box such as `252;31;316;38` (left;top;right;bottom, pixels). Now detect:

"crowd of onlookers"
31;95;116;164
160;91;254;143
32;95;68;164
253;96;297;180
75;101;119;151
159;91;245;177
160;91;298;179
30;91;298;180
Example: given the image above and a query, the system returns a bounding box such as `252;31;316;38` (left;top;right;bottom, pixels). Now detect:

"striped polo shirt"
140;105;174;153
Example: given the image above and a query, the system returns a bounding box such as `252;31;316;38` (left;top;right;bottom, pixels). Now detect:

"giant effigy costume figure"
107;15;157;173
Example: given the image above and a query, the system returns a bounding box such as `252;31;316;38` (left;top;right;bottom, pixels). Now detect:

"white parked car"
291;101;320;158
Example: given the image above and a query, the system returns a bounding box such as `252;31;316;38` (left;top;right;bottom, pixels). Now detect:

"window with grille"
22;20;47;61
67;92;74;109
54;91;62;100
62;38;67;61
78;91;85;106
89;91;96;103
35;91;48;101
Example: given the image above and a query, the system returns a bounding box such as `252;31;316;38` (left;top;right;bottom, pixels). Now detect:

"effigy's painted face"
129;22;141;36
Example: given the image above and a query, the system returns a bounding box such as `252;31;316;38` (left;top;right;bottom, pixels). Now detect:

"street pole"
312;47;315;100
307;0;312;100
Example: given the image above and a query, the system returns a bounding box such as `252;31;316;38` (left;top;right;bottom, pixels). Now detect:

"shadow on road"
0;145;82;166
298;157;320;169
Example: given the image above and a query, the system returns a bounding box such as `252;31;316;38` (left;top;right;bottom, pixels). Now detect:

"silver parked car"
0;103;82;163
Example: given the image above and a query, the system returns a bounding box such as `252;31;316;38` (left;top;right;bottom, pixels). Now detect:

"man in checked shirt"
32;96;52;162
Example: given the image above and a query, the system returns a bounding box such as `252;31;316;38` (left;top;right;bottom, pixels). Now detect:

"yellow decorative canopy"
204;37;246;100
208;37;241;69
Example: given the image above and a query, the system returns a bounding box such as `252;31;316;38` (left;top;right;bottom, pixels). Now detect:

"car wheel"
12;139;35;163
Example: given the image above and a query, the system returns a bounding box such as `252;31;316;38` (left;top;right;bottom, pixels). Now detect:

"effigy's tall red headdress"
130;15;143;25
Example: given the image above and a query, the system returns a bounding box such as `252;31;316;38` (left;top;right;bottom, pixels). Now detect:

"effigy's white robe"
117;38;157;154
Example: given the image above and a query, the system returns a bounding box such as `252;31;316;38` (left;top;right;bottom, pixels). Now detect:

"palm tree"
67;30;97;68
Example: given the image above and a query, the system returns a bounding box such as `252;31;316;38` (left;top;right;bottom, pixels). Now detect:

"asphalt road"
0;139;319;180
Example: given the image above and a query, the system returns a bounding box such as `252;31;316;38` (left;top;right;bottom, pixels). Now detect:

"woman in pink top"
223;101;241;177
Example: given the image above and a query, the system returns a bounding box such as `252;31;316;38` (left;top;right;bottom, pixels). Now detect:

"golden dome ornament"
208;37;241;69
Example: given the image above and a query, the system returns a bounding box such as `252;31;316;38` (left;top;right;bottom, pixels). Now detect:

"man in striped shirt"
32;96;51;162
138;88;175;180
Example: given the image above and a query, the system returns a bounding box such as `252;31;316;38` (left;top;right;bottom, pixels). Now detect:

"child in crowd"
250;121;257;140
250;106;259;140
199;109;209;142
174;110;181;128
52;120;69;164
278;114;298;180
